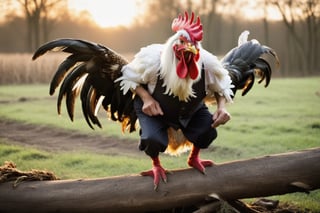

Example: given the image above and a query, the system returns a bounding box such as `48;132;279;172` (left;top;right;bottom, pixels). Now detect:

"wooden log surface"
0;148;319;213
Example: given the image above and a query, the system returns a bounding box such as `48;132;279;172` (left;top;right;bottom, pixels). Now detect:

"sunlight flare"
68;0;140;28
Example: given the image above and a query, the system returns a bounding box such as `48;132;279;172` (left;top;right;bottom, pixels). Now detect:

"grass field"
0;77;320;210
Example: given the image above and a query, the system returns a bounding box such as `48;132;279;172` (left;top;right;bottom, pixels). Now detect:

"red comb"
171;11;203;42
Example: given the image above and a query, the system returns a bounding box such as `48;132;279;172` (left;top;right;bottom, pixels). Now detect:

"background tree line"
0;0;319;76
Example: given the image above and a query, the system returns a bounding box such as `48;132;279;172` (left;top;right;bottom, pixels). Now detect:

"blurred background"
0;0;319;80
0;3;319;210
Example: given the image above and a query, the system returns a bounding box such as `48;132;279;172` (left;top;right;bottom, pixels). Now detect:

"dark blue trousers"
134;97;217;157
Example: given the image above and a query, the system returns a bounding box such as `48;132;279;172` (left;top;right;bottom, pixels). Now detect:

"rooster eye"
179;36;188;45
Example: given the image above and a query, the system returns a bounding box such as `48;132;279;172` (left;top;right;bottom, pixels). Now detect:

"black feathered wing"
32;39;137;132
221;31;280;97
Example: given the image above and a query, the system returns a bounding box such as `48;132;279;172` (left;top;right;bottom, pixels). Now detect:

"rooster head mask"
171;12;203;80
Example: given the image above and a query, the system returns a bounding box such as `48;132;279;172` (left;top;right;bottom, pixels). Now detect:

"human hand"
142;97;164;116
211;108;231;128
135;85;164;116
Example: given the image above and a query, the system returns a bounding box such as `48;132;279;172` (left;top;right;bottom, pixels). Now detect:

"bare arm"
135;86;164;117
211;93;231;128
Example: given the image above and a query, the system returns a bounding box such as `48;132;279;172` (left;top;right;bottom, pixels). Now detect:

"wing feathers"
33;39;136;132
32;39;106;60
57;63;87;115
80;78;94;129
50;54;91;95
86;87;102;129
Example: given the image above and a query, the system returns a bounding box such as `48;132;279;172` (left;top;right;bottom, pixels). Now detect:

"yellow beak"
185;43;198;55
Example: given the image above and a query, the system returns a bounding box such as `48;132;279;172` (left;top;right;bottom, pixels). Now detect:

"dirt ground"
0;118;140;156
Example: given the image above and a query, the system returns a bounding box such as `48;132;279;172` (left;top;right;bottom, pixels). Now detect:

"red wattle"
176;54;188;79
174;47;200;79
188;57;199;80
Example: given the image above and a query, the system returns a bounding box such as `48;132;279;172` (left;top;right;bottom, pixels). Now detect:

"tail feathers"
166;128;192;156
222;31;279;96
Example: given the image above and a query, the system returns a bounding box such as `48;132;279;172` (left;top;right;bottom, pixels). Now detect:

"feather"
238;30;250;46
56;63;87;115
49;54;91;95
201;47;234;103
80;78;94;129
33;38;139;132
254;58;271;87
222;31;279;97
94;95;105;117
86;87;102;128
116;44;161;95
166;128;192;156
32;39;106;59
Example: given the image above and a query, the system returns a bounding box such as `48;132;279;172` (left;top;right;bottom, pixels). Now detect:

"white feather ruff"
200;47;234;103
116;31;234;103
115;44;161;94
160;32;201;101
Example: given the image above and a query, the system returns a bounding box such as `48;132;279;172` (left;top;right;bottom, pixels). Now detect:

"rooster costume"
117;12;234;188
33;11;278;190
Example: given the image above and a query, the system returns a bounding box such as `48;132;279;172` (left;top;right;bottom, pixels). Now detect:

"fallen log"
0;148;319;213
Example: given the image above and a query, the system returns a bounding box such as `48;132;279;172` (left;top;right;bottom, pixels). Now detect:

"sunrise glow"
67;0;282;29
68;0;140;28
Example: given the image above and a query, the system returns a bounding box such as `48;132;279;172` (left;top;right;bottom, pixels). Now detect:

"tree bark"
0;148;320;213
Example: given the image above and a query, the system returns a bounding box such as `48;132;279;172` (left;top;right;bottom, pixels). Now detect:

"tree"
139;0;182;39
271;0;320;74
263;0;270;45
201;0;221;52
16;0;66;52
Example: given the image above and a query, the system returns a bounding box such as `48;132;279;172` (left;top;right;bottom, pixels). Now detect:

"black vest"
152;68;206;128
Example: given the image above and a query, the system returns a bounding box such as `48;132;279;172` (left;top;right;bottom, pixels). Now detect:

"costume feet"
188;146;214;174
140;156;169;190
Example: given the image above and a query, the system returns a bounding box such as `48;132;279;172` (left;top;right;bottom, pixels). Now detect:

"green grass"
0;140;149;179
1;77;320;211
0;84;140;140
0;140;193;179
212;77;320;160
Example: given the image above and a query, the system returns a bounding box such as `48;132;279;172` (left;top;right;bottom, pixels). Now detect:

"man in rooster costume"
116;12;233;189
33;12;278;190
